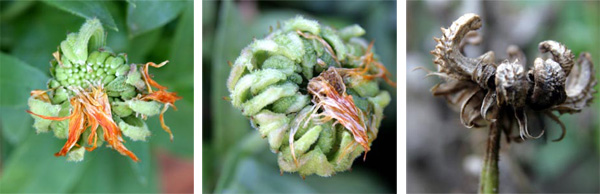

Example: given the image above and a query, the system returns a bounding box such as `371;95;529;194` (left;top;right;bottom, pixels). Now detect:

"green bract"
227;16;392;177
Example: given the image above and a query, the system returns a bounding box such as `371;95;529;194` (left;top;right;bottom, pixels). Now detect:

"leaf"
147;99;194;158
70;145;159;193
166;1;193;78
0;133;88;193
126;0;186;37
126;139;152;186
0;53;48;108
43;0;118;31
211;0;253;158
0;105;33;145
126;28;162;63
10;3;84;72
0;1;35;22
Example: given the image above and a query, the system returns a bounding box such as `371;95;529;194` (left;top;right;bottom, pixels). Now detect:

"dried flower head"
426;13;597;142
227;16;394;177
26;19;181;162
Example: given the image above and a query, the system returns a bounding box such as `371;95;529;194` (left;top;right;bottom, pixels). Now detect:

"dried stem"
479;122;500;194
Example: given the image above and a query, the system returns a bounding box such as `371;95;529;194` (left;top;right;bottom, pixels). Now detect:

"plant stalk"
479;122;500;194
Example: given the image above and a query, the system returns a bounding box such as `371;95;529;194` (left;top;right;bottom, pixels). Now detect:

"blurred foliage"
0;0;193;193
407;1;599;193
203;1;396;193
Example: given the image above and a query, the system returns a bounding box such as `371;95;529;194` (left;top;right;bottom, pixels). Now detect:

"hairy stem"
479;122;500;194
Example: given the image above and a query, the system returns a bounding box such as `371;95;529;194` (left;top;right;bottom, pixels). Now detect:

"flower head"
26;19;181;162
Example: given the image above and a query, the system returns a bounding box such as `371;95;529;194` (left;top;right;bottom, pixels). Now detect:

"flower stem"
479;122;500;194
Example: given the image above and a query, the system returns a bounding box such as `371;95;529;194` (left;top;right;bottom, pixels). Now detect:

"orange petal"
55;101;86;156
143;61;169;92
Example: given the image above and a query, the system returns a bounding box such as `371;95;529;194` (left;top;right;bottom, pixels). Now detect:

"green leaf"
126;0;186;37
10;3;84;72
167;1;193;78
147;100;194;157
126;139;152;186
0;133;88;193
0;53;48;108
126;28;162;63
0;105;33;145
0;1;35;22
211;0;253;158
43;0;118;31
70;145;159;193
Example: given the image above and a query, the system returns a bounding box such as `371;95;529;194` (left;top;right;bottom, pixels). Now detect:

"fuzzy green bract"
226;16;392;177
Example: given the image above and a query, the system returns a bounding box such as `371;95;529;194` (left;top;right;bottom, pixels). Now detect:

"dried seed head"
425;13;597;142
495;60;529;108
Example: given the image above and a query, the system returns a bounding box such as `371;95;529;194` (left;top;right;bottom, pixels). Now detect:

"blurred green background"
203;1;397;193
407;1;599;193
0;0;193;193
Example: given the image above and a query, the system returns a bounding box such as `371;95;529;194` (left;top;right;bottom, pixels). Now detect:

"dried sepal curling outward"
227;16;393;177
424;13;597;142
26;19;181;162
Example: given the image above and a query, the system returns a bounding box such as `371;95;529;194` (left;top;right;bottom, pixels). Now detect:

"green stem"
479;122;500;194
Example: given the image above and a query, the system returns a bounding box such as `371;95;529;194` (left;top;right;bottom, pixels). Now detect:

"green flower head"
26;18;182;162
227;16;394;177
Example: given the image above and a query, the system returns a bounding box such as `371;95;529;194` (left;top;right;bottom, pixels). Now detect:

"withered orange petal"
55;103;86;156
26;110;71;121
143;62;168;92
91;106;139;161
158;104;174;141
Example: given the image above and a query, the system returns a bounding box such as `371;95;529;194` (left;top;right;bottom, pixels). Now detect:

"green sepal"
227;49;254;92
60;19;105;65
230;74;256;108
253;110;290;152
112;101;133;118
273;31;305;63
241;82;298;116
346;76;379;97
272;94;309;114
119;116;151;141
331;130;363;171
293;125;322;156
28;96;61;133
66;146;86;162
105;76;130;92
51;87;69;104
51;101;71;139
126;99;162;116
282;15;321;35
261;55;300;74
321;26;347;61
339;24;365;41
301;39;317;79
125;65;145;90
250;69;287;95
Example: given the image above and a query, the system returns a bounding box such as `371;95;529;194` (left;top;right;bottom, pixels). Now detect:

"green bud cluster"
227;16;392;177
28;19;169;161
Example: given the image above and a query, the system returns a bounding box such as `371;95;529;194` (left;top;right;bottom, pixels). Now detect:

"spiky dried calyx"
426;13;597;142
26;19;182;162
227;16;394;177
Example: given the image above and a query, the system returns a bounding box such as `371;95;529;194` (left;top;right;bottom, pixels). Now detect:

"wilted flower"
26;19;181;162
423;13;597;193
227;16;394;177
